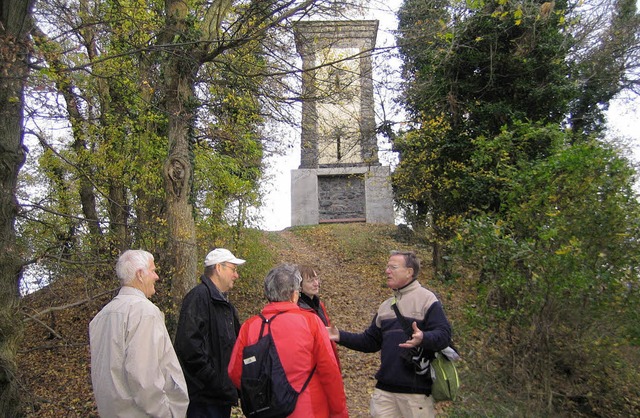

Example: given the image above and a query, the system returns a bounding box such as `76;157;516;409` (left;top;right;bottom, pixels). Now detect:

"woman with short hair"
297;265;341;368
228;264;348;417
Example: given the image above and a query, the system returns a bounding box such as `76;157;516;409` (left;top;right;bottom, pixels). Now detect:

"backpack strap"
258;311;285;337
258;311;317;394
392;298;459;359
299;364;316;393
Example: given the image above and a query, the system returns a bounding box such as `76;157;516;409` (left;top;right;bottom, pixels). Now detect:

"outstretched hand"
326;325;340;342
398;321;423;348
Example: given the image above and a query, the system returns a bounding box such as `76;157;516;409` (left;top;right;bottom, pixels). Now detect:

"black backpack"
240;312;316;418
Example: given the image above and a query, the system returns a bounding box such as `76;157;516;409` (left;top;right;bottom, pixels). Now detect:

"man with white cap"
174;248;246;418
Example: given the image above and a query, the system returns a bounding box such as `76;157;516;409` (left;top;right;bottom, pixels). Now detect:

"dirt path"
275;227;393;417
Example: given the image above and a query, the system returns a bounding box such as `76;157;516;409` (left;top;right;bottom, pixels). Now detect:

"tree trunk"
32;27;103;239
161;0;200;330
163;95;198;330
0;0;34;414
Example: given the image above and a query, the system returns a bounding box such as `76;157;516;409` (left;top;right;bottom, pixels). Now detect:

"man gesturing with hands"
328;250;452;418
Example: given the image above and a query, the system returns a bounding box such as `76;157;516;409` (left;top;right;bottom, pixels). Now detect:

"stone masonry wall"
318;175;365;221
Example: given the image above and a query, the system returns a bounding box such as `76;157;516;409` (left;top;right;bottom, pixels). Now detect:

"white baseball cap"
204;248;246;267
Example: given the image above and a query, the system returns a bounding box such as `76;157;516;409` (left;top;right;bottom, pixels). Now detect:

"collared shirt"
89;286;189;417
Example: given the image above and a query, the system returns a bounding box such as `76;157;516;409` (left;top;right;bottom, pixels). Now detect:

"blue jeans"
186;402;232;418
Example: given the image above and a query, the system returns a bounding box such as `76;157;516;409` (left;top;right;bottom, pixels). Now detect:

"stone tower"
291;20;394;226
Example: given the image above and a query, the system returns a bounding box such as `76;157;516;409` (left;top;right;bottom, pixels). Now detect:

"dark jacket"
174;275;241;405
297;293;329;325
338;280;451;395
298;293;341;369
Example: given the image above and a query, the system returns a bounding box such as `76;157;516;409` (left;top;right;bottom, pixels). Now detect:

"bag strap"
258;311;284;337
393;298;459;359
299;364;316;394
391;297;414;338
258;311;317;394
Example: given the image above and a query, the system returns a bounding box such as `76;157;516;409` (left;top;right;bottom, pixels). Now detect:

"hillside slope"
17;223;458;417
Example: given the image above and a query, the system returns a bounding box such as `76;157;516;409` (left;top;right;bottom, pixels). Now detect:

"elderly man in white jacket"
90;250;189;417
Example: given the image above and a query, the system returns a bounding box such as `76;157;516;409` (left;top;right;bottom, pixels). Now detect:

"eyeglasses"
221;263;238;273
386;265;405;271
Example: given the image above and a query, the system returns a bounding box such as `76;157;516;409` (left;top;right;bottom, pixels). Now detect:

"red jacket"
228;302;348;418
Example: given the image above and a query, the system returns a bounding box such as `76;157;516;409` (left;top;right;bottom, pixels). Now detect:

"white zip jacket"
89;287;189;417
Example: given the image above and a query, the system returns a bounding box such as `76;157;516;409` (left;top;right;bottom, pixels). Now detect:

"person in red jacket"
228;264;348;418
297;265;340;368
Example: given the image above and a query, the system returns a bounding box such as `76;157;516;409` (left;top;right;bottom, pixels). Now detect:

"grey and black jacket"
338;280;451;395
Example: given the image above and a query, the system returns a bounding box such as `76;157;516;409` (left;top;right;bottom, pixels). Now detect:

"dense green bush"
452;131;640;416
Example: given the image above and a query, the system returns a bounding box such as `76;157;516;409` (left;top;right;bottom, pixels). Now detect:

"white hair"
115;250;154;286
